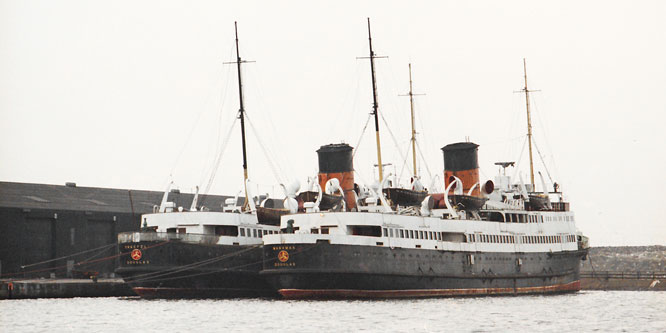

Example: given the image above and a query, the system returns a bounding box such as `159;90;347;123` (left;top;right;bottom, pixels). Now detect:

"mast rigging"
366;18;384;183
400;63;425;179
522;58;536;189
234;21;250;210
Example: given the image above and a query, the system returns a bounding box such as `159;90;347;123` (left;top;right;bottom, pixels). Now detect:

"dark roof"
317;143;353;153
0;182;231;213
441;142;479;151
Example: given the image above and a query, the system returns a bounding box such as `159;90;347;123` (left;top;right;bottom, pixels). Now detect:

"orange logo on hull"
131;249;143;261
277;250;289;262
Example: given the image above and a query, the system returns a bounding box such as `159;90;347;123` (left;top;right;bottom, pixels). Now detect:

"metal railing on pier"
580;271;666;280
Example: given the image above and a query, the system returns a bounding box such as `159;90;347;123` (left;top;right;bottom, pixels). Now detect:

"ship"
115;22;287;299
259;20;589;299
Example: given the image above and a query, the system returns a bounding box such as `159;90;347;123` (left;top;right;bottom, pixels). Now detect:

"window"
240;228;246;237
321;227;329;234
253;229;257;238
400;230;405;238
410;230;414;239
389;229;394;237
215;226;238;236
263;230;268;236
311;228;319;234
350;226;382;237
383;228;388;237
419;231;424;239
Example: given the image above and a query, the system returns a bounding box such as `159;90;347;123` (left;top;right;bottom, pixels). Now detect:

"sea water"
1;291;664;332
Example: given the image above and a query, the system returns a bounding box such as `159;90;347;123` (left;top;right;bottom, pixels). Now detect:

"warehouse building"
0;181;231;279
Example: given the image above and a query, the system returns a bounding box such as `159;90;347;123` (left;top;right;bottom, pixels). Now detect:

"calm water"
1;291;665;332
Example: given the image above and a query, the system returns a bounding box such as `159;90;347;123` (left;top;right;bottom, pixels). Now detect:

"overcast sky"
1;0;664;246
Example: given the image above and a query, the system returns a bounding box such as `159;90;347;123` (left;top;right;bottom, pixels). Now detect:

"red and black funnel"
316;143;356;210
442;142;481;197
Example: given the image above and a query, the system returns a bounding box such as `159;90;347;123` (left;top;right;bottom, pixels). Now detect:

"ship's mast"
367;18;384;182
407;64;418;178
234;22;250;210
522;58;535;189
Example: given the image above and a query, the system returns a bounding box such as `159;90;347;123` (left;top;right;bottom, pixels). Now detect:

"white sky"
1;0;664;246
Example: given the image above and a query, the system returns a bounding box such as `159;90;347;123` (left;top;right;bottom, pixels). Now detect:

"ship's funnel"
442;142;481;197
317;143;356;210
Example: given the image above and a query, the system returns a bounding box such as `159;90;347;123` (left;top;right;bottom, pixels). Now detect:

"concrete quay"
0;278;136;299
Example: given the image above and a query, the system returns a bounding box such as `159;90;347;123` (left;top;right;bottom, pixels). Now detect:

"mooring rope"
124;244;261;283
125;242;322;285
17;242;117;269
0;241;170;280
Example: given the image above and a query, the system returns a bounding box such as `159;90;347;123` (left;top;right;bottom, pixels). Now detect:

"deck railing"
117;232;223;245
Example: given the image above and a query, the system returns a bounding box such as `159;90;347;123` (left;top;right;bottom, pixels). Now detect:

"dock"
2;273;664;299
580;271;665;291
0;278;135;299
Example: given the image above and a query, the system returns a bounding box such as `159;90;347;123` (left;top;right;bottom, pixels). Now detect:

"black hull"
297;191;343;211
261;243;587;299
448;194;488;211
383;188;428;207
116;239;278;299
256;206;289;226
